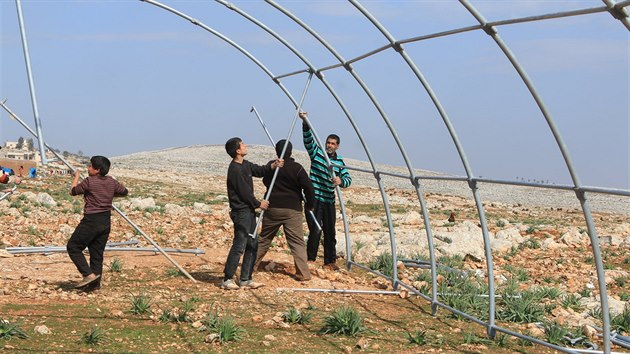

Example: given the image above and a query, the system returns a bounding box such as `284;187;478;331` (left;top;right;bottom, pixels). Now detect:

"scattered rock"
34;324;51;335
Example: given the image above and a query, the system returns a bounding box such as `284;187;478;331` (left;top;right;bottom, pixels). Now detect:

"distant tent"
1;167;13;175
28;167;36;178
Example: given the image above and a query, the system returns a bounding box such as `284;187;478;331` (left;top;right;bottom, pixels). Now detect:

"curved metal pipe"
265;0;435;294
347;0;492;321
215;0;394;272
458;1;612;352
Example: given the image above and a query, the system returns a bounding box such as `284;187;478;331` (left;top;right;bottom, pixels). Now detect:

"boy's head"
225;137;243;158
89;156;111;176
275;139;292;158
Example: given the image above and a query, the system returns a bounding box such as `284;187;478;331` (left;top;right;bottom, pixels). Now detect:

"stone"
34;324;51;334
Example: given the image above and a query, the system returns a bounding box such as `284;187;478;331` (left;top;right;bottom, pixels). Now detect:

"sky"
1;0;628;189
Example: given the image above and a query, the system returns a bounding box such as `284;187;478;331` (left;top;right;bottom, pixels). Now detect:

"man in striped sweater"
299;112;352;270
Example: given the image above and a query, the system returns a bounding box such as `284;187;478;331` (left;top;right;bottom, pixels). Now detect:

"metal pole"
276;287;402;295
0;101;197;282
7;246;205;255
14;0;47;165
0;186;17;201
251;72;314;238
250;105;322;232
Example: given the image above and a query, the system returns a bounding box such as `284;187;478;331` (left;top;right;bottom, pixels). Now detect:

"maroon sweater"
71;175;128;214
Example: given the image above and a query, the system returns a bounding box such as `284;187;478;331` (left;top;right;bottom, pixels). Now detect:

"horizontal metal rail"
276;287;401;295
7;246;205;255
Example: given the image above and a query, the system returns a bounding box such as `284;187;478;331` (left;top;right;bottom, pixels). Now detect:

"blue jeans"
223;209;258;282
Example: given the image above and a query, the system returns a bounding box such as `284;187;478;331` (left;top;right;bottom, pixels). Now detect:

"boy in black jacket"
222;137;282;290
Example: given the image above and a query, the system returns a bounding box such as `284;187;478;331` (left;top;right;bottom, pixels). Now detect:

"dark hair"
327;134;340;145
275;139;292;158
90;155;111;176
225;137;242;158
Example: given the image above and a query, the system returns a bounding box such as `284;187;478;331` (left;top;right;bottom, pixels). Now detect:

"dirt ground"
1;170;628;353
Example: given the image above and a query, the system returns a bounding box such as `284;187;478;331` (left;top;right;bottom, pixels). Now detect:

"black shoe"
82;277;101;292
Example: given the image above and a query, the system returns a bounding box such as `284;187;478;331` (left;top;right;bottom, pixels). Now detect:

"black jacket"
227;160;271;211
263;157;314;212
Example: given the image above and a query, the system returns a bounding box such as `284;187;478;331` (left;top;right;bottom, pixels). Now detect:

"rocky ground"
0;145;629;353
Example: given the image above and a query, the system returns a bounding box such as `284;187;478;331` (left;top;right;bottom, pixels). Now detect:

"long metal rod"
7;247;205;255
249;105;321;232
458;1;612;352
8;239;139;251
276;287;401;295
252;72;313;238
0;101;197;282
14;0;47;165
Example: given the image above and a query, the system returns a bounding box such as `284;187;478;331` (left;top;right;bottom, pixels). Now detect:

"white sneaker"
240;280;264;289
220;279;240;290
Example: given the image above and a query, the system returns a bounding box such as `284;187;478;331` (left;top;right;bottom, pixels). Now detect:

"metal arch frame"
456;1;613;351
346;0;496;329
264;0;432;294
140;1;628;353
5;1;627;353
213;0;407;292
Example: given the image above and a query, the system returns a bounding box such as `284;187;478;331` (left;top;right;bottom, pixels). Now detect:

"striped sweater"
303;124;351;204
71;175;128;214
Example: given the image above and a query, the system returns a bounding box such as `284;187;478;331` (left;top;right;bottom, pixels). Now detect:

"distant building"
2;140;40;161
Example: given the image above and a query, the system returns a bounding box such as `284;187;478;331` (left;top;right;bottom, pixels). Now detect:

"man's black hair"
327;134;340;145
90;155;111;176
275;139;292;158
225;137;242;159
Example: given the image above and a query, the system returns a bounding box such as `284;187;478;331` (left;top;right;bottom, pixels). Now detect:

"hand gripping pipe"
251;72;313;238
0;101;196;283
249;105;322;232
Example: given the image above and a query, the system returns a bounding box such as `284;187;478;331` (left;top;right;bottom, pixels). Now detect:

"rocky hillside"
112;144;629;214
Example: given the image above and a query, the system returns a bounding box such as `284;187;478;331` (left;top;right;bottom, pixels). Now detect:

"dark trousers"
224;209;258;282
306;200;337;264
66;212;111;277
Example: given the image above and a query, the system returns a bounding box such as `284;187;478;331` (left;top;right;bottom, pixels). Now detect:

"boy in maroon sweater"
67;156;128;290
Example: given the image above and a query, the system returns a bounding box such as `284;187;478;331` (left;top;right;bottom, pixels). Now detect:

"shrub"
81;326;109;345
214;317;244;343
282;307;312;324
0;319;28;339
320;307;368;336
533;286;563;300
543;321;570;345
407;330;427;345
611;306;630;334
367;252;394;277
561;294;582;311
497;290;545;323
108;258;123;272
129;293;152;315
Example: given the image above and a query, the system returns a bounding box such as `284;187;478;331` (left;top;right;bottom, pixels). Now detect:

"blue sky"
1;1;628;189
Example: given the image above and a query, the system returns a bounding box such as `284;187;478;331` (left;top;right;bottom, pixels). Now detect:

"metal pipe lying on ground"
6;246;205;255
